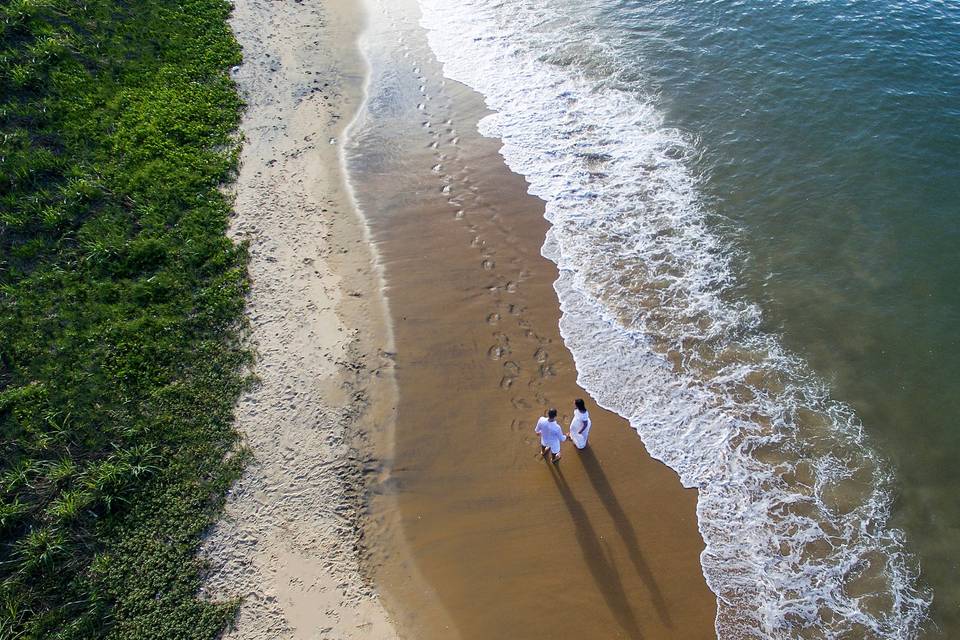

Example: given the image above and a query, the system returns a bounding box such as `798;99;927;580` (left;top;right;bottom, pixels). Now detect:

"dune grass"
0;0;252;637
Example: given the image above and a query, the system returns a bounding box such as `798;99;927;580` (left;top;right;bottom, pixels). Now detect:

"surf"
415;0;932;636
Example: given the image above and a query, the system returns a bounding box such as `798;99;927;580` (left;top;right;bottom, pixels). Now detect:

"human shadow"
546;460;644;639
577;447;673;628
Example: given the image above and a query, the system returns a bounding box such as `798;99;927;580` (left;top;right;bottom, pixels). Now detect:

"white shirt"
535;416;566;449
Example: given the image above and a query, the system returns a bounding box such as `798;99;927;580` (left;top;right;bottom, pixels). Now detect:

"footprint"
539;363;556;378
500;376;514;390
534;348;548;363
486;312;500;325
503;361;520;377
505;281;517;293
487;345;504;361
481;259;495;270
511;397;533;410
455;210;465;219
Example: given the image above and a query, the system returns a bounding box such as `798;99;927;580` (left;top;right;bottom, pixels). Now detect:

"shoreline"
200;0;399;637
350;1;718;637
204;0;719;637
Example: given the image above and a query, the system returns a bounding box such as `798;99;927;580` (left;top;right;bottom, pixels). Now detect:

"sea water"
415;0;960;637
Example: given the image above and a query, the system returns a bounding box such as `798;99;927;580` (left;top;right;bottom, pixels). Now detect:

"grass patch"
0;1;252;637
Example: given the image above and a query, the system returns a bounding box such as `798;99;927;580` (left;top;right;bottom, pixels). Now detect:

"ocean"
415;0;960;637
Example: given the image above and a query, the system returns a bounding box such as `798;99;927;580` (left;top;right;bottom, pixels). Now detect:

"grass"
0;0;252;637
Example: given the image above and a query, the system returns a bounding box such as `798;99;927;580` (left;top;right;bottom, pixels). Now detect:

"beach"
204;0;717;638
3;0;949;637
351;1;717;638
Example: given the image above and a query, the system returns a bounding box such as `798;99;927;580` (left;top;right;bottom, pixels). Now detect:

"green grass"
0;1;252;637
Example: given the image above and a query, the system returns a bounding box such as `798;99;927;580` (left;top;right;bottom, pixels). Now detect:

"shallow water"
416;0;959;637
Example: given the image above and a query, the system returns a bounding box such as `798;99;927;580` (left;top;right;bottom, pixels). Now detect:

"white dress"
569;409;591;449
535;417;566;454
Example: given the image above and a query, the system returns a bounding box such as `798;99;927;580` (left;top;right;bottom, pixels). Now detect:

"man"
535;408;566;463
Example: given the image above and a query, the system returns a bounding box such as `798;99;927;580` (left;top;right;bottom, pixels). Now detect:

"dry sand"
200;1;398;638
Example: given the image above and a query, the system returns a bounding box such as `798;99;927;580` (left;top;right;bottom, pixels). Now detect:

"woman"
568;398;592;449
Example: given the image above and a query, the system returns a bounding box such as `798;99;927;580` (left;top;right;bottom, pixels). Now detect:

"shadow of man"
577;447;673;628
546;459;644;639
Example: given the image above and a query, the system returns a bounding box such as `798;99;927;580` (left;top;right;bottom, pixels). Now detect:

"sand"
201;0;719;638
199;1;398;638
351;1;719;638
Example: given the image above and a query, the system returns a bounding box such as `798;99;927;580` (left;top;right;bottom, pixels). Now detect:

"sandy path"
200;1;398;638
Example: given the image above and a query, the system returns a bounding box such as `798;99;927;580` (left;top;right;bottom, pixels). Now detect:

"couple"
534;398;592;463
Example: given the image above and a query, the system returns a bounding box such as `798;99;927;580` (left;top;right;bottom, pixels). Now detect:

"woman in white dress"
569;398;592;449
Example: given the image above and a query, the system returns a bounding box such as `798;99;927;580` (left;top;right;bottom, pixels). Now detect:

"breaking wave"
416;0;932;637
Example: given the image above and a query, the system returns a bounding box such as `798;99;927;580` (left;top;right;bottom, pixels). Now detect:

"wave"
415;0;932;637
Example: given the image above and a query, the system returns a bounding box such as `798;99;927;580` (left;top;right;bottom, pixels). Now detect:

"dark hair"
548;408;558;420
575;398;586;412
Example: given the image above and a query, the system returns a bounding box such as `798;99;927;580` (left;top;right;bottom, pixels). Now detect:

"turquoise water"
418;0;959;635
600;1;960;633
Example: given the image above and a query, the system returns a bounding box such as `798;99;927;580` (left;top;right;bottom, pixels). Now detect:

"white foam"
416;0;932;637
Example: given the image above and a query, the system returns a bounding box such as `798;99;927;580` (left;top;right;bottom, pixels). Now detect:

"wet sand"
351;1;718;638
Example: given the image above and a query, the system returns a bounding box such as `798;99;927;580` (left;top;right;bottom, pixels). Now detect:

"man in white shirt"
535;408;566;463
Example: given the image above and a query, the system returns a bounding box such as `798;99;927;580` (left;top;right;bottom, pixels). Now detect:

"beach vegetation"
0;0;251;637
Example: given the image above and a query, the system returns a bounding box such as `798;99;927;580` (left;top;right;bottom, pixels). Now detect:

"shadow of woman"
547;460;644;639
576;447;674;628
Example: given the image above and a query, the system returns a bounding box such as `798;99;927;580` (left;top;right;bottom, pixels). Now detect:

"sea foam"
416;0;932;637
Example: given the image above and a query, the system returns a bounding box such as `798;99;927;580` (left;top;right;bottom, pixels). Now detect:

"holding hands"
533;399;592;464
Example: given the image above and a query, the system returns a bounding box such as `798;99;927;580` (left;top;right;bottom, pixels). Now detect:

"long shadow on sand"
547;460;643;639
577;447;673;628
